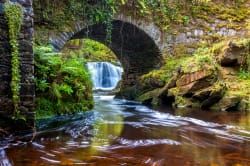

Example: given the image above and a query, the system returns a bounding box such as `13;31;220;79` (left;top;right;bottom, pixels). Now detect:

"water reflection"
2;95;250;165
229;112;250;131
78;95;124;158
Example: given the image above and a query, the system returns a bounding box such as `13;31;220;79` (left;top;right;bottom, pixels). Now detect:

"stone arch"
50;19;163;86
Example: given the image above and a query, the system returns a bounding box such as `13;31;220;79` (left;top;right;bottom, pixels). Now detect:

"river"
1;62;250;165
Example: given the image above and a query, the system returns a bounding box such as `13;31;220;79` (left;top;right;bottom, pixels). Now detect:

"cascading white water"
86;62;123;90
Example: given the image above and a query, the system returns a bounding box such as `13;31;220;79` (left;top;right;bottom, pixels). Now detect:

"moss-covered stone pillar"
0;0;34;137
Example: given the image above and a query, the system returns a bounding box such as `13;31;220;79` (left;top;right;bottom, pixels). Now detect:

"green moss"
174;96;192;108
225;80;250;97
140;70;168;85
168;87;179;97
200;23;213;32
136;88;161;105
246;18;250;37
196;14;214;23
173;44;189;57
4;0;24;120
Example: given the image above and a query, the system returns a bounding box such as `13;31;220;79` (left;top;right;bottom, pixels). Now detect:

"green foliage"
35;45;94;118
192;0;250;27
238;69;250;80
3;0;23;120
140;55;187;86
182;16;190;24
33;0;249;48
118;0;182;30
140;69;169;85
63;39;118;63
34;0;116;44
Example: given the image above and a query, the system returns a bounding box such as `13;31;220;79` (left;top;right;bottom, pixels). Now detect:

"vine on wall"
3;0;24;120
34;0;116;44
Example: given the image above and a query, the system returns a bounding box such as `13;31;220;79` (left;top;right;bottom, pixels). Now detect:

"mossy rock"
177;77;216;96
218;40;250;67
218;96;241;111
138;70;167;91
136;88;162;105
115;86;139;100
167;87;192;108
173;96;192;108
200;84;226;109
238;98;250;111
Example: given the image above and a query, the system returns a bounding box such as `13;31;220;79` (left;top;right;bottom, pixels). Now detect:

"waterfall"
86;62;123;90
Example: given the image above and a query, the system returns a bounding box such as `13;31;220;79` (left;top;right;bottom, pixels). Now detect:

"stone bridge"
50;14;246;86
0;0;247;134
50;15;165;86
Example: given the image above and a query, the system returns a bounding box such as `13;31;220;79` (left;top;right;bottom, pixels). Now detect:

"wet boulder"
192;86;213;101
137;72;180;105
238;98;250;111
115;86;139;100
199;85;225;109
136;88;162;105
218;96;241;111
157;74;178;99
166;66;224;109
175;69;216;96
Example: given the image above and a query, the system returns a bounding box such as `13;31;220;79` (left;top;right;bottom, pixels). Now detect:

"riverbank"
118;38;250;112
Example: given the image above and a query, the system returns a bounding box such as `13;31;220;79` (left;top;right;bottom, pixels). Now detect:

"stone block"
19;40;33;51
20;83;35;96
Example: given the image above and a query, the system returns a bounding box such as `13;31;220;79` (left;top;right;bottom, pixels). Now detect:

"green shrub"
35;46;94;119
63;39;118;63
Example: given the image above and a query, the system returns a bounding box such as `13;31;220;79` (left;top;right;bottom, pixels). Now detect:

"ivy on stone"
3;0;23;119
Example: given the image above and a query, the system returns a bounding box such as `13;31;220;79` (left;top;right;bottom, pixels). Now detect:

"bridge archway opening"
54;20;163;87
62;38;123;91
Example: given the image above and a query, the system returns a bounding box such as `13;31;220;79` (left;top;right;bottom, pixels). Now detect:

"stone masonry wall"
0;0;34;134
167;18;247;55
117;14;247;56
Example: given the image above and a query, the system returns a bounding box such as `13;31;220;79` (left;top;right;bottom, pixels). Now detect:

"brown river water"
1;95;250;166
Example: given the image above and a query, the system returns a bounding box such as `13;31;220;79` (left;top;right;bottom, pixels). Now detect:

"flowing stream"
1;62;250;166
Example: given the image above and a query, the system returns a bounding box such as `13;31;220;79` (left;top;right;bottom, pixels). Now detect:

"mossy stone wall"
0;0;34;134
